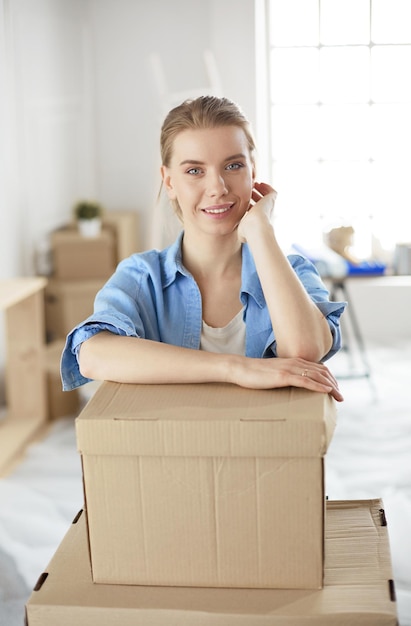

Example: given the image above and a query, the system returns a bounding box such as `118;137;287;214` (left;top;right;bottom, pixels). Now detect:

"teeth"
205;207;230;214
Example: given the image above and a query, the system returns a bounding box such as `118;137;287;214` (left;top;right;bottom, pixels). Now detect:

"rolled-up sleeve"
60;256;148;391
288;254;347;361
61;312;139;391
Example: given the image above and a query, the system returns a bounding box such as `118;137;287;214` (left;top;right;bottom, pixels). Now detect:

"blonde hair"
160;95;256;218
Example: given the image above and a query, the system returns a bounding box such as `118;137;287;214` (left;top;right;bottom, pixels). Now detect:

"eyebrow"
179;153;247;166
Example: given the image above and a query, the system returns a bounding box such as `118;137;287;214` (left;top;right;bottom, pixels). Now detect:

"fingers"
232;356;343;402
253;181;276;196
293;373;343;402
251;182;277;203
292;361;343;401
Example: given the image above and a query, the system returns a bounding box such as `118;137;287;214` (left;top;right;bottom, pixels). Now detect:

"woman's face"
161;125;255;238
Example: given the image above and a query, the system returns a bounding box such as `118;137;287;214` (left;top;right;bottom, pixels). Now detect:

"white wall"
0;0;23;278
343;276;411;345
2;0;97;276
0;0;256;277
87;0;256;248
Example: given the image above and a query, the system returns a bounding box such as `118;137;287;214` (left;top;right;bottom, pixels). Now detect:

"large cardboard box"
76;382;336;589
25;500;398;626
51;228;116;280
44;278;106;341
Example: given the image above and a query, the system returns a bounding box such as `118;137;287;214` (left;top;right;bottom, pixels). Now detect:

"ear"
251;163;257;185
161;165;177;200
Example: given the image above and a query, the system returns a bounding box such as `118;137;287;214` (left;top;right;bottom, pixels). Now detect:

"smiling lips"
202;203;234;215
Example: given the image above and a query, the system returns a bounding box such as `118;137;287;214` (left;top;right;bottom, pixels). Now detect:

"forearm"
246;223;333;361
78;331;343;400
78;331;231;385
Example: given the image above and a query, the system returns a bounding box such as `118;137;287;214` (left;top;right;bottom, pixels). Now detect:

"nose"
206;170;228;197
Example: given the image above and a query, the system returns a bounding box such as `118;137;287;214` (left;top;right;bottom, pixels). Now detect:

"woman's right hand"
237;182;277;244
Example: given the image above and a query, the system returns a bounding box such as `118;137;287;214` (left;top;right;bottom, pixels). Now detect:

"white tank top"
200;308;246;356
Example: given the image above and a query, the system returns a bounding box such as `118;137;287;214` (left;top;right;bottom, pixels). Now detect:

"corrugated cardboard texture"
76;383;336;588
25;500;398;626
77;382;336;457
51;228;116;280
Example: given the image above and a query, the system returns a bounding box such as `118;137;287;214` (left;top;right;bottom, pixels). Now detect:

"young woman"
61;96;345;401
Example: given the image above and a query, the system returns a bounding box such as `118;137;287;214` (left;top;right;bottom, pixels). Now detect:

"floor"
0;341;410;625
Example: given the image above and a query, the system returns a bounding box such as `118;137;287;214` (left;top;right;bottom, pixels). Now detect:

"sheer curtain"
0;0;23;279
257;0;411;263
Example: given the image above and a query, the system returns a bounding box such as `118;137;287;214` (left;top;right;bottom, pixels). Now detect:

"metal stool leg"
330;280;376;395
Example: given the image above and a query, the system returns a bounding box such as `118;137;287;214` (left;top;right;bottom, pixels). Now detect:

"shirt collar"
162;231;189;287
162;232;265;308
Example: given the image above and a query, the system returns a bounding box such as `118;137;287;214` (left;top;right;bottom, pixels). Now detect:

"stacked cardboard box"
43;211;139;418
44;340;80;420
25;500;398;625
44;278;107;342
46;211;139;343
50;228;117;281
76;382;335;589
25;382;398;624
102;210;140;263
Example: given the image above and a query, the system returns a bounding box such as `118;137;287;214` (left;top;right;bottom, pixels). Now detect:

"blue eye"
187;167;201;175
226;162;243;171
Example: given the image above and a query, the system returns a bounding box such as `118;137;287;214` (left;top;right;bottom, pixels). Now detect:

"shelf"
0;278;48;475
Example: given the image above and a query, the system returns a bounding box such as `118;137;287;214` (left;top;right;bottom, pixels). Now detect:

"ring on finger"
301;369;309;377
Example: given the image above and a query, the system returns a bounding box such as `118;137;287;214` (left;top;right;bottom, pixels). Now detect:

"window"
259;0;411;260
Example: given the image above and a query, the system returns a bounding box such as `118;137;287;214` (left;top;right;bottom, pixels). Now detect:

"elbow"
298;340;332;363
78;345;92;380
78;338;101;380
277;339;329;363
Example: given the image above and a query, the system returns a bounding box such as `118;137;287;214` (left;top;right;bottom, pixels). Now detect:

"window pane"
317;162;371;219
369;162;411;215
271;162;323;248
317;162;374;258
270;48;319;103
369;162;411;249
269;0;319;46
264;0;411;253
271;105;320;160
371;46;411;102
321;0;370;45
320;47;370;103
372;0;411;43
320;105;370;160
370;104;411;159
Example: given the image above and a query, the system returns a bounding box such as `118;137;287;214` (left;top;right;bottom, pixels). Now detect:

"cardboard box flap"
25;500;398;626
76;382;336;458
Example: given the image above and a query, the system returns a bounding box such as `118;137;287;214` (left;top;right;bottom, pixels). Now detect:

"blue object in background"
346;260;386;276
292;243;387;278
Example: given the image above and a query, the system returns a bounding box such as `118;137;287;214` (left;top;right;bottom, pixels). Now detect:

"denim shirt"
61;232;346;391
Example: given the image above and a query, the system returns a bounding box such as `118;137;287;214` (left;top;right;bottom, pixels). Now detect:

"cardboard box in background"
44;278;106;342
102;210;140;261
25;500;398;626
76;382;336;589
51;229;116;281
44;210;140;341
44;341;80;420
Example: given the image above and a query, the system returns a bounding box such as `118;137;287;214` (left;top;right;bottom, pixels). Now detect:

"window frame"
256;0;411;258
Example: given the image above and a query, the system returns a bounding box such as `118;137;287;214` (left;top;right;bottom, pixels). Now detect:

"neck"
181;230;242;279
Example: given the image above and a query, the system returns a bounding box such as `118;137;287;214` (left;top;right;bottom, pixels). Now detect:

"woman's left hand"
237;182;277;243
